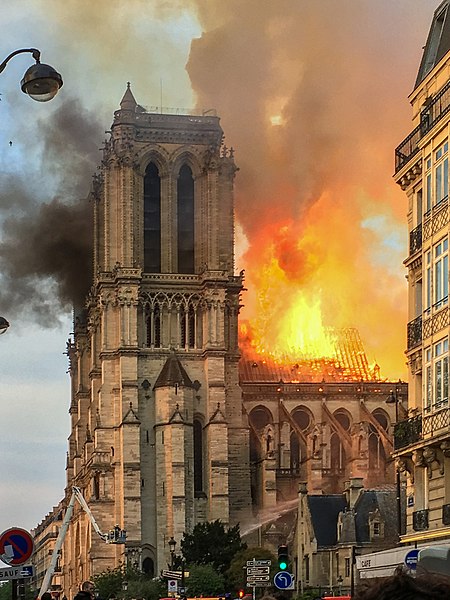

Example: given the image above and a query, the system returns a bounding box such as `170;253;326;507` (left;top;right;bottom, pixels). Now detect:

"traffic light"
278;544;289;571
238;591;244;599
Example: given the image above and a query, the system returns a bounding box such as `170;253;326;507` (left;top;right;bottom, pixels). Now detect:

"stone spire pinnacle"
120;82;137;111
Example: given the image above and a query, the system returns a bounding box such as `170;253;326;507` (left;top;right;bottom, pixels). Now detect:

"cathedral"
32;86;401;598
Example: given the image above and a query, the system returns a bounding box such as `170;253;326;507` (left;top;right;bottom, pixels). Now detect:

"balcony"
413;508;429;531
409;224;422;255
423;404;450;436
407;316;422;351
395;79;450;173
393;415;422;450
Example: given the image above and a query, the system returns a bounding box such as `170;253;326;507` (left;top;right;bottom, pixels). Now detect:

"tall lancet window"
177;164;194;273
144;162;161;272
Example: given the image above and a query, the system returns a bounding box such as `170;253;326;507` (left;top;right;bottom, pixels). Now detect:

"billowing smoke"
0;99;102;323
186;0;435;378
0;0;197;323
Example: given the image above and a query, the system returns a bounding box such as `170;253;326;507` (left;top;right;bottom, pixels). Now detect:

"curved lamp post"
0;48;62;102
0;317;9;334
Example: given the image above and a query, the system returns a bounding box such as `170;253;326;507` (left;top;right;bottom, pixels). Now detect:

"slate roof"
416;0;450;87
307;487;398;549
354;489;398;545
308;495;347;547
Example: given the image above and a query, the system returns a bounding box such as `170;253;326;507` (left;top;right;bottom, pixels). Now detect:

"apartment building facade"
394;0;450;545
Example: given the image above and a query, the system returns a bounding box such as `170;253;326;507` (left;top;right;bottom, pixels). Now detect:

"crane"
38;486;126;598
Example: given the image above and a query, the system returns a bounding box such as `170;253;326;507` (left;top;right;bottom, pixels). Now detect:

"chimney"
344;477;364;508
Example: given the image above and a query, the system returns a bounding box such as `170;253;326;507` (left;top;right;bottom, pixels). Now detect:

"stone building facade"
60;85;251;595
393;0;450;547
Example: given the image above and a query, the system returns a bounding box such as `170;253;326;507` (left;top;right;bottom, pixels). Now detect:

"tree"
181;520;247;576
226;546;277;593
184;564;225;597
93;564;165;600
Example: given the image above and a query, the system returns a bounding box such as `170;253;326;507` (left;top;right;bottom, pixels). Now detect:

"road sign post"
274;571;295;590
0;529;34;566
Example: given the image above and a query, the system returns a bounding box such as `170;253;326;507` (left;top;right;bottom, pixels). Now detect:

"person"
353;567;450;599
74;581;95;600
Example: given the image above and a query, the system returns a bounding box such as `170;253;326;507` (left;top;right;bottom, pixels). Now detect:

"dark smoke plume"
0;99;103;324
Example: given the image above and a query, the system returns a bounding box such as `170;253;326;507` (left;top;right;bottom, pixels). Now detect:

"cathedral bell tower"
64;84;251;586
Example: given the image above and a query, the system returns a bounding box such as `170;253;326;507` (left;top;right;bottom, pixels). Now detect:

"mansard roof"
416;0;450;88
307;487;398;548
153;352;193;390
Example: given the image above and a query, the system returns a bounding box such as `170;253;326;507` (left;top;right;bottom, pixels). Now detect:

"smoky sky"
0;99;103;323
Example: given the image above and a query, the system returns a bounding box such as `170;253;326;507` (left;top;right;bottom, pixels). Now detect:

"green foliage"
181;520;247;576
93;565;126;599
0;582;11;600
184;564;225;597
226;546;277;593
93;564;164;600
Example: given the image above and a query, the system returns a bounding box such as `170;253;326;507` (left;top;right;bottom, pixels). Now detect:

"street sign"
405;549;420;571
274;571;295;590
162;570;189;580
0;528;34;566
247;582;271;588
0;565;34;581
247;575;270;582
246;559;271;566
247;566;270;575
167;579;177;593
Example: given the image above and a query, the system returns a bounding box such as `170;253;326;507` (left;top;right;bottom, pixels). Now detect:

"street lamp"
337;574;343;595
168;536;176;569
0;48;62;101
0;317;9;334
386;381;403;538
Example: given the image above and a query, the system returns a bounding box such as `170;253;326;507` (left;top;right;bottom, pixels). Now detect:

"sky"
0;0;440;544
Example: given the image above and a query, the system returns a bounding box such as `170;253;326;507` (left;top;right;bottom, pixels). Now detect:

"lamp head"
168;536;176;552
21;62;63;102
386;391;397;404
0;317;10;334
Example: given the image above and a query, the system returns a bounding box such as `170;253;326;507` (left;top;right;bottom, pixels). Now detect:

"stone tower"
63;85;251;589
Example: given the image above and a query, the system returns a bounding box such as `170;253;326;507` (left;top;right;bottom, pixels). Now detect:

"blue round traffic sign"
0;528;34;566
404;549;419;571
274;571;294;589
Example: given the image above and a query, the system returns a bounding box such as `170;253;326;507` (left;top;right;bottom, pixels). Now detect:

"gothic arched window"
330;432;346;471
144;162;161;273
177;164;194;273
193;418;203;493
147;304;161;348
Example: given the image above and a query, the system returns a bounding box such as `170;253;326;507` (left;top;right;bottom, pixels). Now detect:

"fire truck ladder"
38;486;126;598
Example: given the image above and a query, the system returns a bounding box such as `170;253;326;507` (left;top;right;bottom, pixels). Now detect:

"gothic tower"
64;85;251;590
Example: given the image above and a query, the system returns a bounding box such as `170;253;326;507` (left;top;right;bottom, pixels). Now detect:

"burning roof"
239;326;380;383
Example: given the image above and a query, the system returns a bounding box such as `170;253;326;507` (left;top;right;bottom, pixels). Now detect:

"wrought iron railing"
409;224;422;255
393;415;422;450
407;316;422;350
413;508;429;531
443;503;450;526
423;405;450;436
395;79;450;173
